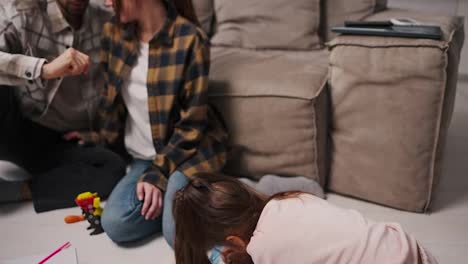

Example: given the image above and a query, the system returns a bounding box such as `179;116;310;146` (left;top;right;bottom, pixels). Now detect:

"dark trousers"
0;86;126;212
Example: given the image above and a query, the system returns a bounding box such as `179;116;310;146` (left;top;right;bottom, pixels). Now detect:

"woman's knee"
101;203;138;243
101;199;158;243
102;213;161;243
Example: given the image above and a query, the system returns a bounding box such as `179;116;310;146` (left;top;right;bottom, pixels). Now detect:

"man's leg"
0;179;31;203
29;143;127;212
0;86;36;203
239;175;325;198
0;86;126;210
101;160;162;243
0;86;30;168
0;85;65;175
0;161;32;202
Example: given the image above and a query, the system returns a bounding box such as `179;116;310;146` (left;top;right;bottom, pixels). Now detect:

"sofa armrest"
329;8;464;48
369;8;463;41
327;9;464;212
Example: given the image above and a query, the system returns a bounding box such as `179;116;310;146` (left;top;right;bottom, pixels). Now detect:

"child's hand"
136;182;163;220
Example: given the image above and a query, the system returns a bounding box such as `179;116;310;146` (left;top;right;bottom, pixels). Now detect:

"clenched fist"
41;48;90;80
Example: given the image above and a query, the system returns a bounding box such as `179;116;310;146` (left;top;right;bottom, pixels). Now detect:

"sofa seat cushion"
208;47;329;186
327;9;465;212
211;0;322;50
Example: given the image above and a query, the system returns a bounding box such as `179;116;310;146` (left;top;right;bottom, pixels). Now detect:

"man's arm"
0;3;48;88
0;3;90;100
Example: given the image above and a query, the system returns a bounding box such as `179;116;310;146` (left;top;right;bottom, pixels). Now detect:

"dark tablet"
332;25;442;40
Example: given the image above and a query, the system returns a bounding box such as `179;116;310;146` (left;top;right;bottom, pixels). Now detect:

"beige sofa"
194;0;464;212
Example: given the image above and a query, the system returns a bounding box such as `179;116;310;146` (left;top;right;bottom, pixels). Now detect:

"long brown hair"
173;173;303;264
172;0;200;26
113;0;200;26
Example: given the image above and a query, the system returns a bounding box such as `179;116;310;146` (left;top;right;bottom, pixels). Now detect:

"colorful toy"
65;192;104;235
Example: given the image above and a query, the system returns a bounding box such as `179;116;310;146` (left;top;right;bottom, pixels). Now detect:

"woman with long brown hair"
85;0;228;244
173;173;438;264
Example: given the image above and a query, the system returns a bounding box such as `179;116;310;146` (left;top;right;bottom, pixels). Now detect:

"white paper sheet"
1;246;78;264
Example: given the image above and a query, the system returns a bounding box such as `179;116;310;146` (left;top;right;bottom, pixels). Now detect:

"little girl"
173;173;438;264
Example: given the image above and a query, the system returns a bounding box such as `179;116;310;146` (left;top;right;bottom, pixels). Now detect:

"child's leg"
101;160;162;243
240;175;325;198
418;244;439;264
162;171;189;248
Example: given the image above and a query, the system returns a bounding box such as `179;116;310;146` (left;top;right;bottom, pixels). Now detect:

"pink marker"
38;242;71;264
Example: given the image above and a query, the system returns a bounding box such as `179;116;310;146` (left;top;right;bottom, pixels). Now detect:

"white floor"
1;1;468;263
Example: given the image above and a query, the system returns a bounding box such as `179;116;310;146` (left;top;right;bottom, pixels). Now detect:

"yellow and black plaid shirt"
91;2;228;190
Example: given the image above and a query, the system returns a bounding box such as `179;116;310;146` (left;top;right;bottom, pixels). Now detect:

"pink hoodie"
247;194;437;264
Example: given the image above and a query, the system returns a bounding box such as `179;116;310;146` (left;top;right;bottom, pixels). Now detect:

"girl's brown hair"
113;0;200;26
171;0;200;26
173;173;303;264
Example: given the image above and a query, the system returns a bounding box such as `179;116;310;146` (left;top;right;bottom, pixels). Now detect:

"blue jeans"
101;159;187;244
102;160;223;263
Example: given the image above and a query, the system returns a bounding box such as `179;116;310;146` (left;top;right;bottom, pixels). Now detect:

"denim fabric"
102;159;188;244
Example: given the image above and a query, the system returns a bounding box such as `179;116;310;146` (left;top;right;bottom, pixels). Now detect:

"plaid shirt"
0;0;111;131
92;1;228;190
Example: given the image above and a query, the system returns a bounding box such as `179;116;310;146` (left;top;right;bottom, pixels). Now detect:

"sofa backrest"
193;0;387;48
211;0;322;50
323;0;388;41
192;0;215;37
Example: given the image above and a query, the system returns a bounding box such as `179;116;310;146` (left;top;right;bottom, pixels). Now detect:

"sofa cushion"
192;0;214;36
327;9;465;212
211;0;322;50
323;0;387;41
208;47;329;186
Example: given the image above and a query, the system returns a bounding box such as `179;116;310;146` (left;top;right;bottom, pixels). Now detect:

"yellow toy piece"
76;192;98;200
93;197;103;217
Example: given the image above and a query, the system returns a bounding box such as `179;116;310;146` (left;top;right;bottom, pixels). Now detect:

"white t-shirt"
121;42;156;160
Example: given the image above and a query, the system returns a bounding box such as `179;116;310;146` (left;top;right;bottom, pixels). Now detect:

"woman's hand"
137;182;163;220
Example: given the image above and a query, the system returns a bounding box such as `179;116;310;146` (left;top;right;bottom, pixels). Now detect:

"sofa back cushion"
211;0;322;50
208;47;330;185
192;0;215;36
323;0;387;41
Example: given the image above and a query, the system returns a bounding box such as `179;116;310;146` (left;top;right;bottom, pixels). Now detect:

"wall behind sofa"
390;0;467;76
